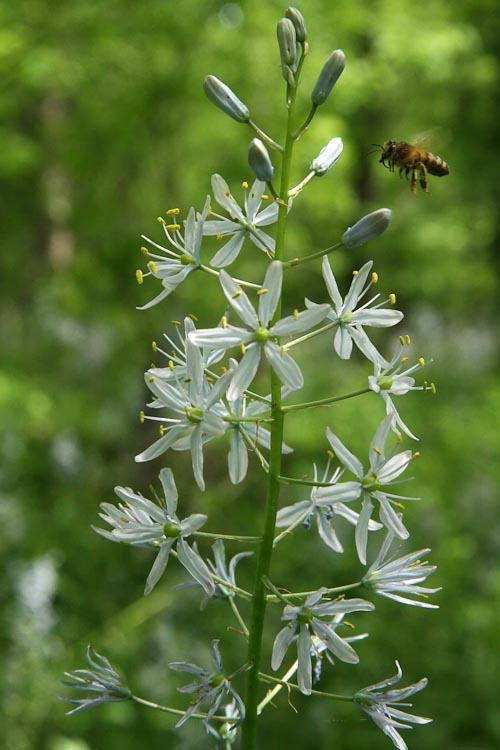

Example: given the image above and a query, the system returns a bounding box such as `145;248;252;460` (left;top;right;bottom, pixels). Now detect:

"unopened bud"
203;75;250;123
310;137;343;176
277;18;297;67
248;138;274;182
341;208;392;248
286;7;307;43
311;49;346;106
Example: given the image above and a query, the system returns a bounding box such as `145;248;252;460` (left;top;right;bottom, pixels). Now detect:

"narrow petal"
144;542;174;595
272;304;330;337
227;345;261;400
271;625;297;670
321;255;343;310
312;620;359;664
177;537;215;595
211;174;245;222
264;342;303;391
219;271;259;328
297;624;313;695
210;235;245;268
325;427;364;477
228;430;249;484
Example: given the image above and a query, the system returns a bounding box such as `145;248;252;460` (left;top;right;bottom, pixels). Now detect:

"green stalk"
240;77;298;750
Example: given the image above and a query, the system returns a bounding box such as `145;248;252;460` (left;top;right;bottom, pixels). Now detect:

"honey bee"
375;140;450;194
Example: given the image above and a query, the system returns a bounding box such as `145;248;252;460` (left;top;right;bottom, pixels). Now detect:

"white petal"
219;271;259;328
211;174;245;221
321;255;343;310
210;235;245;268
325;427;364;477
264;343;303;391
227;345;261;400
228;430;248;484
177;537;215;595
258;261;283;326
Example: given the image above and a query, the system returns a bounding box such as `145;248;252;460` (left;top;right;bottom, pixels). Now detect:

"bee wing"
409;127;451;150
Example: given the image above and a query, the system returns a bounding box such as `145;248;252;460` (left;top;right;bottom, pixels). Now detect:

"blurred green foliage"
1;0;499;748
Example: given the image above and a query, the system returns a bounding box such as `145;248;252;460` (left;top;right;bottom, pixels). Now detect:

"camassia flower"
60;646;131;715
93;468;214;596
188;261;330;400
276;462;381;553
363;527;440;608
135;328;234;491
271;589;374;695
137;197;210;309
354;661;431;750
170;640;245;729
306;257;402;363
316;417;419;565
202;174;279;267
368;338;433;440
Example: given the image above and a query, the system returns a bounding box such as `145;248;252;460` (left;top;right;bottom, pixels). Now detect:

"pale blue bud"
277;18;297;67
311;50;346;106
203;75;250;123
248;138;274;182
342;208;392;248
285;7;307;43
310;137;344;176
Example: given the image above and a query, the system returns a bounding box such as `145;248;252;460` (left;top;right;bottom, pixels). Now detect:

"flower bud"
341;208;392;248
277;18;297;67
285;7;307;43
248;138;274;182
311;49;346;106
310;137;343;176
203;75;250;123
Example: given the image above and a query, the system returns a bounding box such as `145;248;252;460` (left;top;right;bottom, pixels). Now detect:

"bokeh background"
2;1;499;748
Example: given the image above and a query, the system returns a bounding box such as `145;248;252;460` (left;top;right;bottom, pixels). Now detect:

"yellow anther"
240;343;246;355
168;360;174;370
327;449;335;460
373;447;382;456
405;334;411;345
394;501;405;510
147;260;158;274
157;216;166;225
159;425;165;436
221;316;228;329
139;410;145;423
412;451;421;460
148;376;155;383
389;293;396;304
140;246;149;255
232;290;242;299
152;341;157;352
136;270;144;285
166;208;180;216
172;320;181;326
280;345;285;356
149;363;156;369
207;375;214;383
293;309;299;319
371;272;379;283
352;270;359;277
242;181;249;189
401;356;409;363
257;287;269;296
399;335;405;345
430;382;437;394
166;223;181;231
261;193;269;200
418;357;425;366
189;313;198;322
216;233;223;240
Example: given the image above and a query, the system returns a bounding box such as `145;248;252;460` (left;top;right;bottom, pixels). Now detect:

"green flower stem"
247;119;284;153
193;531;263;543
131;694;200;719
258;672;353;702
266;581;363;602
257;659;299;714
283;320;336;350
282;387;371;413
240;71;298;750
272;508;310;547
282;241;342;268
199;264;262;290
229;596;250;638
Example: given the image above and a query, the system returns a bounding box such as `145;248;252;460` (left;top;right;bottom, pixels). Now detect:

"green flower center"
186;407;204;424
254;325;269;343
362;473;380;491
163;523;180;538
180;253;196;266
377;375;394;391
297;608;313;625
209;672;225;688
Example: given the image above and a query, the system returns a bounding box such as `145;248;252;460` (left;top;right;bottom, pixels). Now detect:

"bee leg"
418;163;429;194
410;169;417;194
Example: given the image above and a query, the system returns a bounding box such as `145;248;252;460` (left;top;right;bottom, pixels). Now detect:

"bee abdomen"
426;153;450;176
